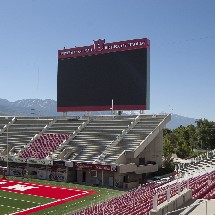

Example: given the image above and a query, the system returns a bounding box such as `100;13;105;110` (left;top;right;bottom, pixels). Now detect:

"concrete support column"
167;188;171;202
187;179;189;189
178;182;181;195
153;194;158;211
65;166;68;182
101;170;104;186
46;165;48;179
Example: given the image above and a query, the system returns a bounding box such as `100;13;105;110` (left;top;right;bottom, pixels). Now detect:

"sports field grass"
0;176;125;215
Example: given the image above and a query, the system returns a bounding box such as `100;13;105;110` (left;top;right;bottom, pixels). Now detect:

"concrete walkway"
165;199;215;215
179;199;215;215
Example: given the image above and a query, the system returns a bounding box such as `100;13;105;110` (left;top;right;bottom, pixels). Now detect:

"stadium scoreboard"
57;38;150;112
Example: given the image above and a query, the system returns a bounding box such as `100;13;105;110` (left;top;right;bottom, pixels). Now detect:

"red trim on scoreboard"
57;105;147;112
58;38;150;59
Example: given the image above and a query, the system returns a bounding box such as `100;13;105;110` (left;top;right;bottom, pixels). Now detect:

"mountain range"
0;98;59;117
0;98;196;129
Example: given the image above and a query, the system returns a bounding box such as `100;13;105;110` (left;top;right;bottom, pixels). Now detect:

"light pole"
110;99;114;115
6;126;9;174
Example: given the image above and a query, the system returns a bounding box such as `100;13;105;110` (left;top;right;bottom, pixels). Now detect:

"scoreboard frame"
57;38;150;112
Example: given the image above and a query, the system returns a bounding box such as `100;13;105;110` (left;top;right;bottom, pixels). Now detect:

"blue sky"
0;0;215;120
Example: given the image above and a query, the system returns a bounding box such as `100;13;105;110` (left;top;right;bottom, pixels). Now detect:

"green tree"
196;119;215;149
163;118;215;159
163;137;174;160
176;140;192;159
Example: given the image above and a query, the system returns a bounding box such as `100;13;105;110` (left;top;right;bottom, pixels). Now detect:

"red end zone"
0;179;96;215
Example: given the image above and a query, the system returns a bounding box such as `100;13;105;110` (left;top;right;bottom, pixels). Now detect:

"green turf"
0;176;125;215
0;189;54;215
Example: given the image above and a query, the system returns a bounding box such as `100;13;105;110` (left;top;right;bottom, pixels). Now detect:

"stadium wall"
150;189;192;215
140;131;163;168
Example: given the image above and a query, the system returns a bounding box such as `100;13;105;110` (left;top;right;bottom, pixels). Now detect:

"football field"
0;177;123;215
0;178;96;214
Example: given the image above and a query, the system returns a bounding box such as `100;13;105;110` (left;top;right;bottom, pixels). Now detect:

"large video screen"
57;39;150;112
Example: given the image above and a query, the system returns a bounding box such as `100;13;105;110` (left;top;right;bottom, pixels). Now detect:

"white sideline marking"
10;199;60;215
0;195;41;204
0;204;21;209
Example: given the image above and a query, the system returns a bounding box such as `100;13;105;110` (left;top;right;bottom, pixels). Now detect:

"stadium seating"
103;115;166;163
71;170;215;215
0;115;169;164
0;117;14;152
44;118;87;134
64;117;135;162
19;133;69;159
0;117;53;156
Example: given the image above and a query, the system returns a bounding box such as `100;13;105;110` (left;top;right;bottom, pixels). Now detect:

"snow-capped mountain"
0;98;197;129
0;98;58;116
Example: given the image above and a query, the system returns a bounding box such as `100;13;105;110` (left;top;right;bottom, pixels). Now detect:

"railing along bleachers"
68;116;135;162
46;118;88;159
0;116;13;130
0;117;13;153
103;115;167;163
